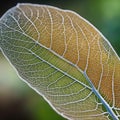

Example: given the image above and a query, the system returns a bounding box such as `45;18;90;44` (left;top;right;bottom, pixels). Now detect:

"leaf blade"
0;3;120;120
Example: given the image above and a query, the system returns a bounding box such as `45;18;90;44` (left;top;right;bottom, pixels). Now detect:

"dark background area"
0;0;120;120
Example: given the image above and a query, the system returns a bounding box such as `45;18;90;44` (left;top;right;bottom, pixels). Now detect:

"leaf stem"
83;71;118;120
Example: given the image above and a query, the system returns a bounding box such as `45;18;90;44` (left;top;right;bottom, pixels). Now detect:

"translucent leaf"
0;3;120;120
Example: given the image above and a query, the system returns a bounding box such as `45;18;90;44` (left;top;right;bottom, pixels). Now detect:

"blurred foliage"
0;0;120;120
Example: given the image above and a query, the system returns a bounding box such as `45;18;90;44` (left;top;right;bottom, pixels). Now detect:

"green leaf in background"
0;3;120;120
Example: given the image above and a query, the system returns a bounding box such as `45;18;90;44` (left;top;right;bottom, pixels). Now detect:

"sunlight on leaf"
0;3;120;120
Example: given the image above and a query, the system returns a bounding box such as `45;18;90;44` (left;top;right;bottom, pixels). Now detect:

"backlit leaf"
0;3;120;120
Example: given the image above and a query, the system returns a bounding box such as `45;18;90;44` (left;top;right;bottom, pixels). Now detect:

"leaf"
0;3;120;120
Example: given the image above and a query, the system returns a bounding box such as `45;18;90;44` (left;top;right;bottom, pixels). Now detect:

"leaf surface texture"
0;3;120;120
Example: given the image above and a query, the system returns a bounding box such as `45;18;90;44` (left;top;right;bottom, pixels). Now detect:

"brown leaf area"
16;4;120;109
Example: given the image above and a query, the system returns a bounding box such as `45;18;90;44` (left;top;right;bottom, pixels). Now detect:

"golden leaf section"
17;4;120;108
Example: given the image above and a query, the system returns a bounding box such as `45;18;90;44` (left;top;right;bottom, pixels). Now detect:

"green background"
0;0;120;120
